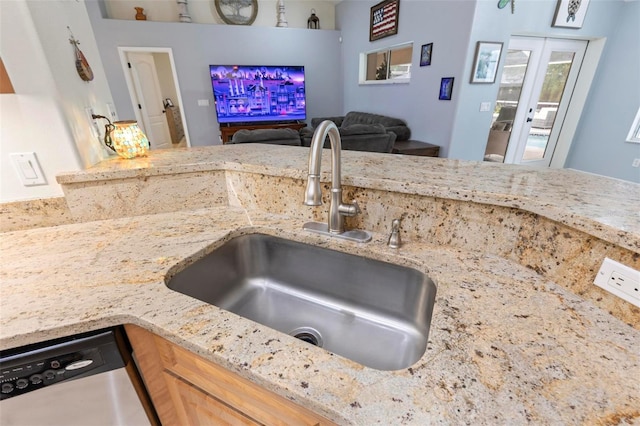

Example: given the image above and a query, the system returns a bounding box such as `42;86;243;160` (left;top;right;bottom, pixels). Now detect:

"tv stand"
220;122;306;143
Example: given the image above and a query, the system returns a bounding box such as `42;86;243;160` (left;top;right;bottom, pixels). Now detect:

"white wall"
153;53;179;105
0;0;81;202
104;0;336;29
25;0;117;168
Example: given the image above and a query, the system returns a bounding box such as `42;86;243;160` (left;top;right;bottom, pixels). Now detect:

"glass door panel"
484;48;532;162
522;51;575;162
486;37;587;168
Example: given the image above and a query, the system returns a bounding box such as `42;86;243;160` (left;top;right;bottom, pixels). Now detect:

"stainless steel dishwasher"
0;327;158;426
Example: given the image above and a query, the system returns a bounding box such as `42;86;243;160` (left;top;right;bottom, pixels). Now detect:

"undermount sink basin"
166;234;437;370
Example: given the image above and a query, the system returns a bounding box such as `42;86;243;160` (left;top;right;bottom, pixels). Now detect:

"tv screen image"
210;65;306;125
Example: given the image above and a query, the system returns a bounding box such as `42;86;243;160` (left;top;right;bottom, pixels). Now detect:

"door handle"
526;117;533;122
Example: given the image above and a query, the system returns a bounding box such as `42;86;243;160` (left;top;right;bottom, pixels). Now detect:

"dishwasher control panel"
0;329;124;400
0;349;104;399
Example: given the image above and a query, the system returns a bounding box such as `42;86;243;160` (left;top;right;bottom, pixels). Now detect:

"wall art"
370;0;399;42
552;0;590;29
420;43;432;67
470;41;503;84
439;77;454;100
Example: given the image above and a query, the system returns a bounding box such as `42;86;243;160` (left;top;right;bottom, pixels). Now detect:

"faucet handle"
388;218;401;248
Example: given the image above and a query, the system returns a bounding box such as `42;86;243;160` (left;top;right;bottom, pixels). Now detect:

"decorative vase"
177;0;192;23
134;7;146;20
276;0;288;27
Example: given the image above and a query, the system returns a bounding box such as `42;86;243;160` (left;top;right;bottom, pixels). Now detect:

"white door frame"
117;47;190;147
503;37;587;167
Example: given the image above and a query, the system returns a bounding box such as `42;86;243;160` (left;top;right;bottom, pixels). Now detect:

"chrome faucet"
303;120;372;243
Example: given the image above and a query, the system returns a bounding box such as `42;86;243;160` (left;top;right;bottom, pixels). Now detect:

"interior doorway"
484;36;587;167
118;47;190;149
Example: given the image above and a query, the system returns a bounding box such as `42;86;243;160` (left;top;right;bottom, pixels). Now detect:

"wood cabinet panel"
125;324;180;425
125;324;334;426
164;371;258;425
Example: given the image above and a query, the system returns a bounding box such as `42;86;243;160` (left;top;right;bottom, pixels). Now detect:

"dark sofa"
229;128;301;146
300;111;411;153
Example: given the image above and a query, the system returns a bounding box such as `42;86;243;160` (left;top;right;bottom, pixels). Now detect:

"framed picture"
470;41;503;84
439;77;454;100
370;0;400;42
420;43;433;67
552;0;591;29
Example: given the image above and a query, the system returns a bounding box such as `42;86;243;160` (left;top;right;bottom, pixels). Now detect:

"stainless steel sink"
166;234;437;371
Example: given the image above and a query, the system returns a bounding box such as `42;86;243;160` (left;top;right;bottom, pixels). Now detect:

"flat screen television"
210;65;306;125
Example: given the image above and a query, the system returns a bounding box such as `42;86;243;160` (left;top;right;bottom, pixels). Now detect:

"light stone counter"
56;145;640;253
2;145;639;424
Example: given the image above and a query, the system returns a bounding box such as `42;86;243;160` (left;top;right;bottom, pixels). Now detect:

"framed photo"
439;77;454;100
470;41;503;84
420;43;433;67
552;0;591;29
370;0;400;42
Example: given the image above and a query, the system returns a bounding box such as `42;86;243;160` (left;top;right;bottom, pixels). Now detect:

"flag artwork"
370;0;399;41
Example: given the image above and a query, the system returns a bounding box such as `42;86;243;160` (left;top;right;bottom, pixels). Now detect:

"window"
359;42;413;84
626;107;640;143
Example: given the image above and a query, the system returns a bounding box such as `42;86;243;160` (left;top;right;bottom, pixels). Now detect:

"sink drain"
289;327;323;347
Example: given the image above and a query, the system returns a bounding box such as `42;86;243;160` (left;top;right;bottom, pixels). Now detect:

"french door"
487;37;587;167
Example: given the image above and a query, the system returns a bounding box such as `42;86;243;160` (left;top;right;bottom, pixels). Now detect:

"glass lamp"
92;114;150;159
110;120;149;159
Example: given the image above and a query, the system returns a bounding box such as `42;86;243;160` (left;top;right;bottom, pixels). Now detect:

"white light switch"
480;102;492;112
10;152;47;186
197;99;210;106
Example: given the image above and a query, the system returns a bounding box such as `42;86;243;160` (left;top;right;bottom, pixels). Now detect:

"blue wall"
336;0;475;158
565;0;640;182
88;0;639;181
86;1;344;147
337;0;639;182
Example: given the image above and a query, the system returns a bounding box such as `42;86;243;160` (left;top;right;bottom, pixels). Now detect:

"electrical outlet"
632;158;640;168
85;107;101;139
594;257;640;307
106;103;118;121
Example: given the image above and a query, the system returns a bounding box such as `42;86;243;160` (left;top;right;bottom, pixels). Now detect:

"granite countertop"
56;145;640;253
2;145;639;424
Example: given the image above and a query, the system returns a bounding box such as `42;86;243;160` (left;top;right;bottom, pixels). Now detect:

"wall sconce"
307;9;320;29
92;114;149;159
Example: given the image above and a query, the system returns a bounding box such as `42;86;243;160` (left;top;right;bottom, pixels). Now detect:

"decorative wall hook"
68;27;93;82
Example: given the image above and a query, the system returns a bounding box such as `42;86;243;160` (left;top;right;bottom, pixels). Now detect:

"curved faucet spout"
304;120;342;206
303;120;359;235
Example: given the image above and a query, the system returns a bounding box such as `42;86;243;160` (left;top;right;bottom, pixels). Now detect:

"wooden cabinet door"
163;371;258;425
125;324;336;426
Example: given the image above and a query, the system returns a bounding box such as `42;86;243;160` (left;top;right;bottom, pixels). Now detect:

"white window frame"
359;42;413;85
626;107;640;143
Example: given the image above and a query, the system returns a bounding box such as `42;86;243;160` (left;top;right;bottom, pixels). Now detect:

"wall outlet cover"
594;257;640;307
85;107;101;139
